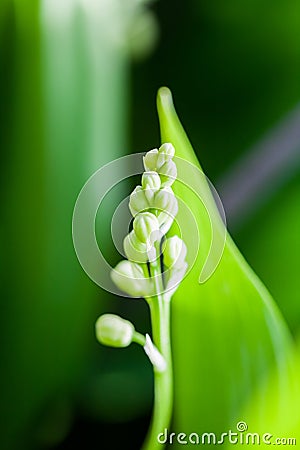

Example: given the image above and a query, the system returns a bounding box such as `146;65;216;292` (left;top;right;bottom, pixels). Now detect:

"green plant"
94;87;300;449
157;87;300;448
95;143;187;449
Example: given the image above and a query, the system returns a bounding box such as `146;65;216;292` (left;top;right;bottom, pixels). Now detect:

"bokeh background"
0;1;299;449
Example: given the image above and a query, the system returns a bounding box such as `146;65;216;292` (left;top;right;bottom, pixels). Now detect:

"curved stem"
133;331;146;347
141;262;173;450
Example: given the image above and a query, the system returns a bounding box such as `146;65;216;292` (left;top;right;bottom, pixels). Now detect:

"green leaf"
0;1;132;448
157;87;300;446
236;177;300;336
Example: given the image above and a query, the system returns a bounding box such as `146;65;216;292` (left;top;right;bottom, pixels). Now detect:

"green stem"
141;262;173;450
133;331;146;347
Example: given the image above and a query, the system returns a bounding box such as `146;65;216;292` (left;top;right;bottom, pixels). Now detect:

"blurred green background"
0;1;299;449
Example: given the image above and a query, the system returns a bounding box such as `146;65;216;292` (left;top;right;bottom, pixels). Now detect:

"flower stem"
141;262;173;450
133;331;147;346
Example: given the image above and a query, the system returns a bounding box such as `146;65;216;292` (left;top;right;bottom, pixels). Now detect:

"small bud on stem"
95;314;135;348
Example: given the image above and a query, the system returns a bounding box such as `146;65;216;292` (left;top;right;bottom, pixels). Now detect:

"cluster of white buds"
129;143;178;235
111;143;187;298
96;143;187;372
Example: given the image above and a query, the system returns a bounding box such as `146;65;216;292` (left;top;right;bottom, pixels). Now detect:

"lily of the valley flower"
99;143;187;384
143;143;175;172
129;185;149;216
158;160;177;187
142;171;161;202
95;314;166;373
111;260;153;297
112;143;187;300
163;236;187;269
124;230;157;264
95;314;135;348
133;211;160;245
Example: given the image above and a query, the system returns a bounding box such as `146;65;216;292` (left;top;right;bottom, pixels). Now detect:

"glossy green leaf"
157;87;300;447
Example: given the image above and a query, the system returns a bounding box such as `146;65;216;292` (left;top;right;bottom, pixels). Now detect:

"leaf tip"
157;86;174;112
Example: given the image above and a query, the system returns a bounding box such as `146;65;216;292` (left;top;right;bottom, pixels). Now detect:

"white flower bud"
143;148;159;171
142;171;161;202
133;212;160;244
157;143;175;167
154;187;178;234
143;334;167;372
124;230;156;263
95;314;134;348
163;236;187;268
158;160;177;187
154;187;178;216
111;260;152;297
142;171;161;191
129;185;149;216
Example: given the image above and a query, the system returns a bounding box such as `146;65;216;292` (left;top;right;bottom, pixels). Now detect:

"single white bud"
133;212;160;244
143;334;167;372
111;260;152;297
163;236;187;268
154;187;178;217
142;171;161;202
142;171;161;191
143;148;159;171
154;188;178;234
124;230;156;263
158;160;177;187
129;186;149;217
157;143;175;167
95;314;135;348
